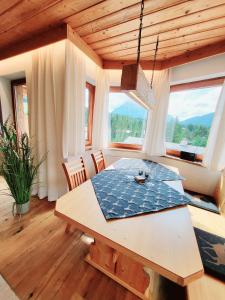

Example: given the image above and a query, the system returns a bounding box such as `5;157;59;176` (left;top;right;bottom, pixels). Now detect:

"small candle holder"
145;171;149;180
139;170;143;176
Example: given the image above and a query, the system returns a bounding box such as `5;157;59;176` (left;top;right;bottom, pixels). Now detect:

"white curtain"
27;41;66;201
63;40;86;159
203;81;225;171
143;69;170;156
92;66;109;149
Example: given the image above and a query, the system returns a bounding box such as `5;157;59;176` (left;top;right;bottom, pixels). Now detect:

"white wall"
171;53;225;84
0;77;13;122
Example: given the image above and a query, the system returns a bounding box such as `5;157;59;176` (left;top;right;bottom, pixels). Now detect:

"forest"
110;114;146;143
110;113;210;148
165;117;210;147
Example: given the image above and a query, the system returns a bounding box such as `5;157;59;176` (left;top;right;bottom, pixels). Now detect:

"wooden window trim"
11;78;26;133
85;82;95;147
109;86;145;151
110;86;121;92
168;77;224;162
0;96;3;126
109;143;142;151
170;76;225;92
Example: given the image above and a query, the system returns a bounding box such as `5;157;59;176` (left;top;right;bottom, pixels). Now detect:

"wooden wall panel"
0;0;61;34
0;0;102;49
90;5;225;50
83;0;225;43
102;36;225;61
74;0;187;37
96;18;225;55
66;0;140;28
0;0;21;15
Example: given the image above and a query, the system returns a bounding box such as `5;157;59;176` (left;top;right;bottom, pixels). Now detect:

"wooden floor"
1;176;224;300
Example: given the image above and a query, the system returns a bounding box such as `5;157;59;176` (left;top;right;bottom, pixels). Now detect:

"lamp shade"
121;63;155;109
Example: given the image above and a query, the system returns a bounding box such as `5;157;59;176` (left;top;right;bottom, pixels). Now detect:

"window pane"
109;92;148;145
14;84;29;136
85;88;89;140
166;85;222;154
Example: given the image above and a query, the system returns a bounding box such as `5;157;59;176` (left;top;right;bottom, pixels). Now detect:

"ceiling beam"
161;39;225;69
0;24;67;61
102;60;162;70
0;23;103;68
67;25;102;67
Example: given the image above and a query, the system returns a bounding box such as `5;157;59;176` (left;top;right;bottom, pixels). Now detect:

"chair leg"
65;223;71;233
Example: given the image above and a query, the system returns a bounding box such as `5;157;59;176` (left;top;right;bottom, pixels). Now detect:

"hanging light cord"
137;0;145;64
150;35;159;88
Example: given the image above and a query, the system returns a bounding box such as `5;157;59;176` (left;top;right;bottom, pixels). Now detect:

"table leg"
85;239;158;300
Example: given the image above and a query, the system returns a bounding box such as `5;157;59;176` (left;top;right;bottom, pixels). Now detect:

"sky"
168;86;222;121
109;92;131;112
108;86;222;121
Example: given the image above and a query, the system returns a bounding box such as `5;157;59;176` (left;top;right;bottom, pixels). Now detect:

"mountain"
112;101;147;119
180;113;213;128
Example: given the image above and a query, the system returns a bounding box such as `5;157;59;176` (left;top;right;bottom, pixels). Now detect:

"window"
11;79;29;136
166;78;223;161
109;87;148;150
85;82;95;146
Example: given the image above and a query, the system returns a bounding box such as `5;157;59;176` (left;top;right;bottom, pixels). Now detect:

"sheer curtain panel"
203;81;225;171
63;40;86;159
27;41;66;201
92;66;110;149
143;69;170;156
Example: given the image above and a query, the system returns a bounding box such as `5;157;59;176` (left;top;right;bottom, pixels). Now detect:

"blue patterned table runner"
109;158;184;181
91;168;190;220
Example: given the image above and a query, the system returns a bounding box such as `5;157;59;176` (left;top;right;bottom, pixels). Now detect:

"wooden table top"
55;159;203;286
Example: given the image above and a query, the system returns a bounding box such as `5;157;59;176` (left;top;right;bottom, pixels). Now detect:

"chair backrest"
91;150;106;174
62;157;87;191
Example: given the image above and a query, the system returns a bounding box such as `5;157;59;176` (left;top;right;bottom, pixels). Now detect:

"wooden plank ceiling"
1;0;225;69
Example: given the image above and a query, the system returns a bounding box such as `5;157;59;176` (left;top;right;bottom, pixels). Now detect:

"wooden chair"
62;157;88;232
91;150;106;174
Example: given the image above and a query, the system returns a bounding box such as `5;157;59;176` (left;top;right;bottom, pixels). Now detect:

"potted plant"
0;120;45;215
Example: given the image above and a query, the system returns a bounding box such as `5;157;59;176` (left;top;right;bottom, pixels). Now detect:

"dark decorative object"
180;151;196;161
194;227;225;282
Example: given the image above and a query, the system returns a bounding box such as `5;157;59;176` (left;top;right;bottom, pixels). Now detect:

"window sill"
163;154;204;167
106;147;144;154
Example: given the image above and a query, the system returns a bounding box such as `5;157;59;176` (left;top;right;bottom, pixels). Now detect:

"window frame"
109;86;147;151
85;82;95;147
11;78;27;134
0;96;3;127
167;77;225;162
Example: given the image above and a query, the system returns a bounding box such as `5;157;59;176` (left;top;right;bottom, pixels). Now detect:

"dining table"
54;158;203;300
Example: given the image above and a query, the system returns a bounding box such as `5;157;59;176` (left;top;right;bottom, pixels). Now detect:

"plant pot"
13;200;30;215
